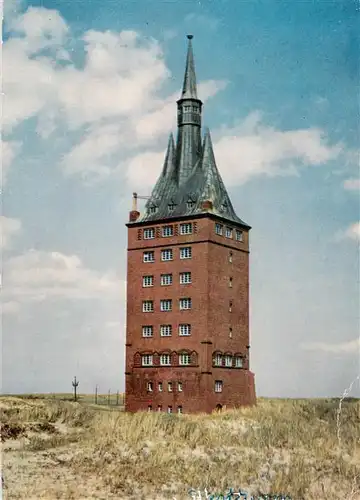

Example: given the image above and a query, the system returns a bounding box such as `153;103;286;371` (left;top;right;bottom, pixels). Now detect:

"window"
160;354;171;366
179;298;192;310
142;326;153;338
161;274;173;286
162;225;174;237
144;228;155;239
168;406;173;414
236;230;243;242
229;251;233;263
214;354;222;366
148;406;152;412
215;223;223;235
225;227;233;238
168;203;176;212
180;272;192;284
168;382;173;392
229;277;233;288
161;249;173;261
177;406;183;414
187;200;195;209
142;275;154;287
142;300;154;312
180;247;192;259
229;301;233;312
229;327;233;339
179;353;191;366
225;355;232;367
142;355;153;366
160;325;172;337
147;382;153;392
143;251;155;263
157;405;162;412
160;299;172;312
235;357;243;368
180;223;192;235
215;381;223;393
179;324;191;336
178;382;183;392
158;382;163;392
148;205;157;214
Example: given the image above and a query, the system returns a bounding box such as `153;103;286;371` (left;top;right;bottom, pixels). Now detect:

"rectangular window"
215;223;223;235
179;324;191;336
214;354;222;366
225;355;232;367
142;355;153;366
158;382;163;392
161;249;173;261
168;406;173;413
142;300;154;312
180;223;192;235
161;274;173;286
229;251;233;263
168;382;173;392
160;324;172;337
162;225;174;237
147;382;153;392
229;277;233;288
235;357;243;368
225;227;233;239
235;230;243;242
143;251;155;263
180;272;191;284
143;228;155;239
215;380;223;393
160;299;172;311
148;405;152;412
142;326;153;338
178;382;183;392
229;301;233;312
180;247;192;259
179;353;191;366
160;354;171;366
229;327;233;338
142;275;154;287
157;405;162;412
177;406;183;414
179;298;192;310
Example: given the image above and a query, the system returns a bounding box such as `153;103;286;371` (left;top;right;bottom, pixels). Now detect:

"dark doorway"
215;404;223;412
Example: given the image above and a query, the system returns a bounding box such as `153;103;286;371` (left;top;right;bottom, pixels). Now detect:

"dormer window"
148;203;157;215
187;199;195;209
168;202;176;212
221;202;228;213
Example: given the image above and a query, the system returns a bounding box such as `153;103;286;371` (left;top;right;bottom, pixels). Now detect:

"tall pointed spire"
149;133;175;201
181;35;198;99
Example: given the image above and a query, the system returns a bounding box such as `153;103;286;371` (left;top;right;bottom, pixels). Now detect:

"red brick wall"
125;216;256;413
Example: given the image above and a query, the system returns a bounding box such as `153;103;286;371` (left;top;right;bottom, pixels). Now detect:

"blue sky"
2;0;359;397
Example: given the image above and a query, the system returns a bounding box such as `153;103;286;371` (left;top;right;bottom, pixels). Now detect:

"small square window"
215;223;223;235
225;355;232;367
144;228;155;239
158;382;163;392
160;324;172;337
168;382;173;392
180;272;191;284
225;227;233;239
161;249;173;261
167;406;173;413
179;353;191;366
148;205;157;215
142;355;153;366
177;406;183;414
142;326;153;338
236;230;243;242
142;275;154;287
180;223;192;235
235;357;243;368
162;225;174;237
160;299;172;312
179;298;192;310
147;382;153;392
168;203;176;212
187;200;195;209
179;324;191;336
143;251;155;263
180;247;192;259
161;274;173;286
178;382;183;392
215;380;223;393
160;354;171;366
142;300;154;313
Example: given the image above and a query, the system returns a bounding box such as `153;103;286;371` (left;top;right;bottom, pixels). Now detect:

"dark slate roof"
133;37;249;229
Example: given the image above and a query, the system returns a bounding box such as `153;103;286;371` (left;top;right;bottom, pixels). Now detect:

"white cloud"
1;140;22;185
344;222;360;241
3;249;123;303
301;338;360;355
1;216;22;249
344;178;360;191
2;301;20;315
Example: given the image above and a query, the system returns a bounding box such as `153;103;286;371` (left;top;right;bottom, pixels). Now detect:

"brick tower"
125;35;256;414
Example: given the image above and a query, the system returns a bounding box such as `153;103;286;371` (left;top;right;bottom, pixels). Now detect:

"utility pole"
95;385;98;404
108;389;111;406
116;390;119;406
72;376;79;402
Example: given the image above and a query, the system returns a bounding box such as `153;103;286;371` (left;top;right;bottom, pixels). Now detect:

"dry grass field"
1;396;359;499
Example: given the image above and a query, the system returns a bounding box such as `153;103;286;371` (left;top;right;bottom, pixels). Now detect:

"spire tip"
187;34;193;40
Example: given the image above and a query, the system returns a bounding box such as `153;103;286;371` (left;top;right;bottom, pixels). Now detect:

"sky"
2;0;359;398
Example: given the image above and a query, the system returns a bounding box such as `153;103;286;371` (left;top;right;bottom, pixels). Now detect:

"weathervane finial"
187;34;193;40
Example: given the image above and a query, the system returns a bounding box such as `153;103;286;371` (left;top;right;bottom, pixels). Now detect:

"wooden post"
95;385;98;404
72;376;79;402
108;390;111;406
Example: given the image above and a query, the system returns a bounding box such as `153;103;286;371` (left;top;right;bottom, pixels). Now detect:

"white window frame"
142;355;153;366
180;223;192;235
160;324;172;337
179;353;191;366
179;298;192;310
225;227;233;239
178;382;183;392
158;382;163;392
160;299;172;312
143;251;155;263
235;357;243;368
168;382;173;392
162;225;174;237
142;326;153;338
142;301;154;313
229;328;233;339
160;274;173;286
143;228;155;240
229;277;233;288
236;230;243;242
142;275;154;287
215;381;223;393
157;405;162;412
177;406;183;414
215;223;223;235
161;249;173;261
214;354;222;366
180;247;192;259
229;251;233;263
167;406;173;413
225;355;232;367
180;272;191;284
148;405;152;412
179;324;191;336
160;354;171;366
147;381;153;392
